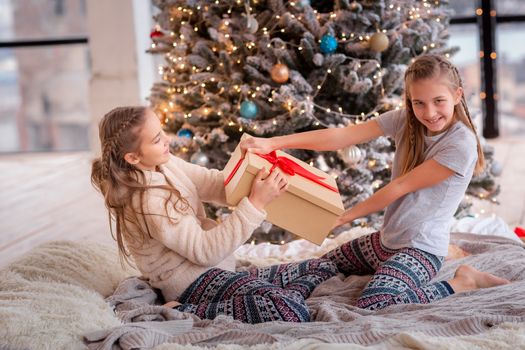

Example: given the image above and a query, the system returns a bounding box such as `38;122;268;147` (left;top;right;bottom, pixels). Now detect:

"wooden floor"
0;153;114;267
1;138;524;268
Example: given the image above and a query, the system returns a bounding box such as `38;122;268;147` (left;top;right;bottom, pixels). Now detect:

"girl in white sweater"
91;106;340;323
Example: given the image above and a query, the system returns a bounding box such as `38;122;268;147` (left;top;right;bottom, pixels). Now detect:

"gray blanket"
84;233;525;349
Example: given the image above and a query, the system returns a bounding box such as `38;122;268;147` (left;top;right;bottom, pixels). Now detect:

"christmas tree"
147;0;499;242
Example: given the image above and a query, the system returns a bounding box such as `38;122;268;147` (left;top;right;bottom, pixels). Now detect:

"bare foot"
447;264;510;293
445;244;470;261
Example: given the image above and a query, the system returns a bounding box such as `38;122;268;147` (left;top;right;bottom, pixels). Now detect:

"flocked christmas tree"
147;0;501;243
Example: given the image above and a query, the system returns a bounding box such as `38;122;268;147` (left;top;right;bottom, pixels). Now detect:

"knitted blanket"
84;233;525;349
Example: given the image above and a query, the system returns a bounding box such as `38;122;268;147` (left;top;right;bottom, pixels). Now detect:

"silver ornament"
246;16;258;34
339;145;364;165
490;161;503;176
312;53;324;67
190;151;209;167
315;155;330;172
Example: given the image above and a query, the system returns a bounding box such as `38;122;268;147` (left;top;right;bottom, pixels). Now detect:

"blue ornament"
240;100;258;119
177;128;193;139
320;34;338;54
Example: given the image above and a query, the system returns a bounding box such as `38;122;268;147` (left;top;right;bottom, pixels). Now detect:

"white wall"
86;0;156;153
133;0;157;104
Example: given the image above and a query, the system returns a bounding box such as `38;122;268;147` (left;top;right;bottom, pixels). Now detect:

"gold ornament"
369;32;389;53
270;63;290;84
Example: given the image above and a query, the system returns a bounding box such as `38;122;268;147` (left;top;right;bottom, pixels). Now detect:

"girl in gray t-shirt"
241;54;509;310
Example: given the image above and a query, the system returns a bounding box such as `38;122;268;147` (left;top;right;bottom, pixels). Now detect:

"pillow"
0;240;136;349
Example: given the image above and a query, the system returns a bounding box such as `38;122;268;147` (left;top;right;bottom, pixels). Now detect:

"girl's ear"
124;152;140;165
454;87;464;104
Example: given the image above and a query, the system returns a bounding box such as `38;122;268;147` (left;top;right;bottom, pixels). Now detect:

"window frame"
451;0;525;138
0;37;88;48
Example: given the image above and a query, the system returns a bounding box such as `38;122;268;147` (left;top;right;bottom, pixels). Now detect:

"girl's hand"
248;167;288;210
240;136;276;155
331;216;345;231
331;210;354;230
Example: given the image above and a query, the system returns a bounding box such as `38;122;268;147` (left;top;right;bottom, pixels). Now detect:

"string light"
149;1;463;229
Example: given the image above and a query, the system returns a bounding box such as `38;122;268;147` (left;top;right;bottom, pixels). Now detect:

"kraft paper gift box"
223;134;345;245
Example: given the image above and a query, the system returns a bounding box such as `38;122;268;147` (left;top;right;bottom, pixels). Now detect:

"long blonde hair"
91;106;188;266
400;54;485;176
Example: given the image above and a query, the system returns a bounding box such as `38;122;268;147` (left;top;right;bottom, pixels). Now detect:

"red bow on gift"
224;151;338;193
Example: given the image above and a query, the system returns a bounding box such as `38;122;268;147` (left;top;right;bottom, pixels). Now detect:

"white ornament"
339;145;364;165
315;155;330;172
190;151;209;167
246;16;258;34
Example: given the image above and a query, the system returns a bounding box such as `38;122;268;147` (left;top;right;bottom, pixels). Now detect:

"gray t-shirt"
376;109;478;256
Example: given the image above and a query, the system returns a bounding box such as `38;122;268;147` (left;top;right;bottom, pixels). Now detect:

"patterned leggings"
176;258;338;323
322;231;454;310
176;231;455;323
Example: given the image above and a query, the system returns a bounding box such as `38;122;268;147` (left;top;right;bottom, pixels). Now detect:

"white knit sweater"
127;155;266;301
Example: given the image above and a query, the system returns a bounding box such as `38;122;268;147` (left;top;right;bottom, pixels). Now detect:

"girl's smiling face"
409;76;463;136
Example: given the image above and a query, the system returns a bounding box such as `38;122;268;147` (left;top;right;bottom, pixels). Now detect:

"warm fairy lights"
149;0;454;150
147;0;446;130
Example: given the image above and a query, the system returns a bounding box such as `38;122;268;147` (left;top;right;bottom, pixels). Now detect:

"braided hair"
92;107;144;190
91;106;189;266
400;54;485;176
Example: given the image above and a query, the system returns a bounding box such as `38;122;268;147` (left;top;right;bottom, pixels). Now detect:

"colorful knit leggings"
321;231;454;310
176;231;454;323
176;258;338;323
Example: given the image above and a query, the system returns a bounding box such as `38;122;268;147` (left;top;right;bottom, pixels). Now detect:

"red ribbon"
224;151;338;193
224;155;245;188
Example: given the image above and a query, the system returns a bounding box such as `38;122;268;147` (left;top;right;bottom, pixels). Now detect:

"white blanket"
1;225;524;350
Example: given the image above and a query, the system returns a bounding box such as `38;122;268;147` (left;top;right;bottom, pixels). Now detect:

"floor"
0;153;114;267
1;137;524;268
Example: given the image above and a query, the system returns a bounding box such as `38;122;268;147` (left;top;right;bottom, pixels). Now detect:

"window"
448;0;476;17
495;0;525;15
1;0;87;41
448;24;484;132
0;0;89;153
448;0;525;138
496;23;525;137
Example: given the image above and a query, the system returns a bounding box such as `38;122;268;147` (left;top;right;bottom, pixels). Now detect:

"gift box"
223;134;345;245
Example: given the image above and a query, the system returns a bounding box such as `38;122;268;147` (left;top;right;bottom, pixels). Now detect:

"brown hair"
400;54;485;176
91;106;188;266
